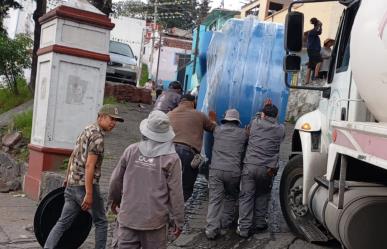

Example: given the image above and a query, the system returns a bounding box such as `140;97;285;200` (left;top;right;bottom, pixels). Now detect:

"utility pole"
155;31;162;84
150;0;158;80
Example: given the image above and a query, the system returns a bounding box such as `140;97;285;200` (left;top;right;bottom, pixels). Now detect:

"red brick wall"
105;82;152;105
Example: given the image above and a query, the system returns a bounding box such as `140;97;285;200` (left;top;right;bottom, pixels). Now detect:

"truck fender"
293;110;327;205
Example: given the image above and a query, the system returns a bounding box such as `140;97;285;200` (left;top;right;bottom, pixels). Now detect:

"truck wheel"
279;155;311;239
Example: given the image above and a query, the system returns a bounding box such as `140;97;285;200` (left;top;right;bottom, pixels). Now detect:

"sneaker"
205;230;217;240
236;228;249;238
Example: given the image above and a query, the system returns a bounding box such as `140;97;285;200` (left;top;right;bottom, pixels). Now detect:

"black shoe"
254;224;268;232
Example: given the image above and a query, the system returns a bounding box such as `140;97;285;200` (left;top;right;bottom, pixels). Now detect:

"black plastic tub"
34;187;92;249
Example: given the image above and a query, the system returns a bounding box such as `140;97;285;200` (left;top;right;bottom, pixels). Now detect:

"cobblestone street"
0;104;339;249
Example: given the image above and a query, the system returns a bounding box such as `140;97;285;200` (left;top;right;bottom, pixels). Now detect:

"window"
328;1;360;83
335;2;360;73
109;41;134;58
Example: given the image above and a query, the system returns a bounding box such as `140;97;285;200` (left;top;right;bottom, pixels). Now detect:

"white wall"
4;0;35;39
110;16;146;66
151;46;190;82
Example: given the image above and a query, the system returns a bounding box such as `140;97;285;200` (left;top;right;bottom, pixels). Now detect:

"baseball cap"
98;104;124;122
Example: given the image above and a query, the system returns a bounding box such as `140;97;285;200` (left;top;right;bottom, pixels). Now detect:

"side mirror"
284;54;301;72
135;56;138;61
284;11;304;52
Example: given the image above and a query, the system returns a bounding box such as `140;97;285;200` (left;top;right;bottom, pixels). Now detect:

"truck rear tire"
279;155;311;239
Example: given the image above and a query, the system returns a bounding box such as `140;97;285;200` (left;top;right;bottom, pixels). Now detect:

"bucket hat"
221;109;241;124
140;110;175;142
99;104;124;122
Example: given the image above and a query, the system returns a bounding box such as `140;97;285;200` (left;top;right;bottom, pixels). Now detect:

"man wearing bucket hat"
168;94;216;202
109;110;184;249
44;104;124;249
237;101;285;238
205;109;248;239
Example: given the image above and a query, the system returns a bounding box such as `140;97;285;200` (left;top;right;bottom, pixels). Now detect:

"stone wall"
105;82;152;104
286;89;321;122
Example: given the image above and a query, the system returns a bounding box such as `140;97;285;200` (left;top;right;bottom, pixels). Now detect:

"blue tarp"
198;17;289;127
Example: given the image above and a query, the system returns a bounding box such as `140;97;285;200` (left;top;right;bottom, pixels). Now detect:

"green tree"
88;0;113;15
0;0;22;35
0;33;33;95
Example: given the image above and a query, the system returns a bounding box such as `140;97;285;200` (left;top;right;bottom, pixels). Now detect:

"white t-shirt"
320;47;332;72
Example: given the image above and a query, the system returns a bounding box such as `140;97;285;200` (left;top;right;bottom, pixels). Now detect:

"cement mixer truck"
280;0;387;248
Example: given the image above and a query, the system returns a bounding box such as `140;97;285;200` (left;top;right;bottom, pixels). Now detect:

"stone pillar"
24;0;114;200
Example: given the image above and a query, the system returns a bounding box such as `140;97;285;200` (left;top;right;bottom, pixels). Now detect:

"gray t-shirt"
210;123;248;173
244;117;285;168
154;89;181;113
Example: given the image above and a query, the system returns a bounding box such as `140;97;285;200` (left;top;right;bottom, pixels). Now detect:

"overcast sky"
111;0;245;10
210;0;244;10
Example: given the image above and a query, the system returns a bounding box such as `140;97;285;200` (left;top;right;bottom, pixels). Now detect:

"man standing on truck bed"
237;101;285;238
305;17;323;84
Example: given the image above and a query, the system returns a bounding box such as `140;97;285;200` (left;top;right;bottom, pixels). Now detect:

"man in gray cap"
109;110;184;249
205;109;248;239
44;104;124;249
237;101;285;238
154;81;182;113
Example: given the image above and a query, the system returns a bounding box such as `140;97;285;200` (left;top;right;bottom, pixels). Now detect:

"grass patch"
9;109;33;139
0;78;32;114
139;63;149;87
103;96;119;105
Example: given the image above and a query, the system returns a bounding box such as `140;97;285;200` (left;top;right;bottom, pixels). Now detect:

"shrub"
139;63;149;87
9;109;33;139
103;96;119;105
0;78;32;114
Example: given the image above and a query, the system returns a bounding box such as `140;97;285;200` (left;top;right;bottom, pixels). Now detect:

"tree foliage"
113;0;211;30
87;0;113;15
0;33;33;95
0;0;22;35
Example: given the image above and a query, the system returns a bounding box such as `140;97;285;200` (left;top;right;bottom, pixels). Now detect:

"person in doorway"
205;109;248;239
305;17;323;84
319;38;335;79
237;100;285;238
168;94;216;201
44;105;124;249
155;80;164;100
108;110;184;249
144;80;155;91
154;81;182;113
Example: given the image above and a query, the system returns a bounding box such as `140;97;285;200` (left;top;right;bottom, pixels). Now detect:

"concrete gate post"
24;0;114;200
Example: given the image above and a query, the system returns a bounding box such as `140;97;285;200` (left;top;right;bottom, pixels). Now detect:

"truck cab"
280;1;387;248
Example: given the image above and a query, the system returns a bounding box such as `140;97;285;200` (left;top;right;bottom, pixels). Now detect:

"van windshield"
109;41;134;58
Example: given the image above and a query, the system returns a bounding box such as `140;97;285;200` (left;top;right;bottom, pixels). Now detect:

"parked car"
106;41;138;85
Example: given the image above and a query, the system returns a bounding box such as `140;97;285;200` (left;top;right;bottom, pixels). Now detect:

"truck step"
298;218;329;242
